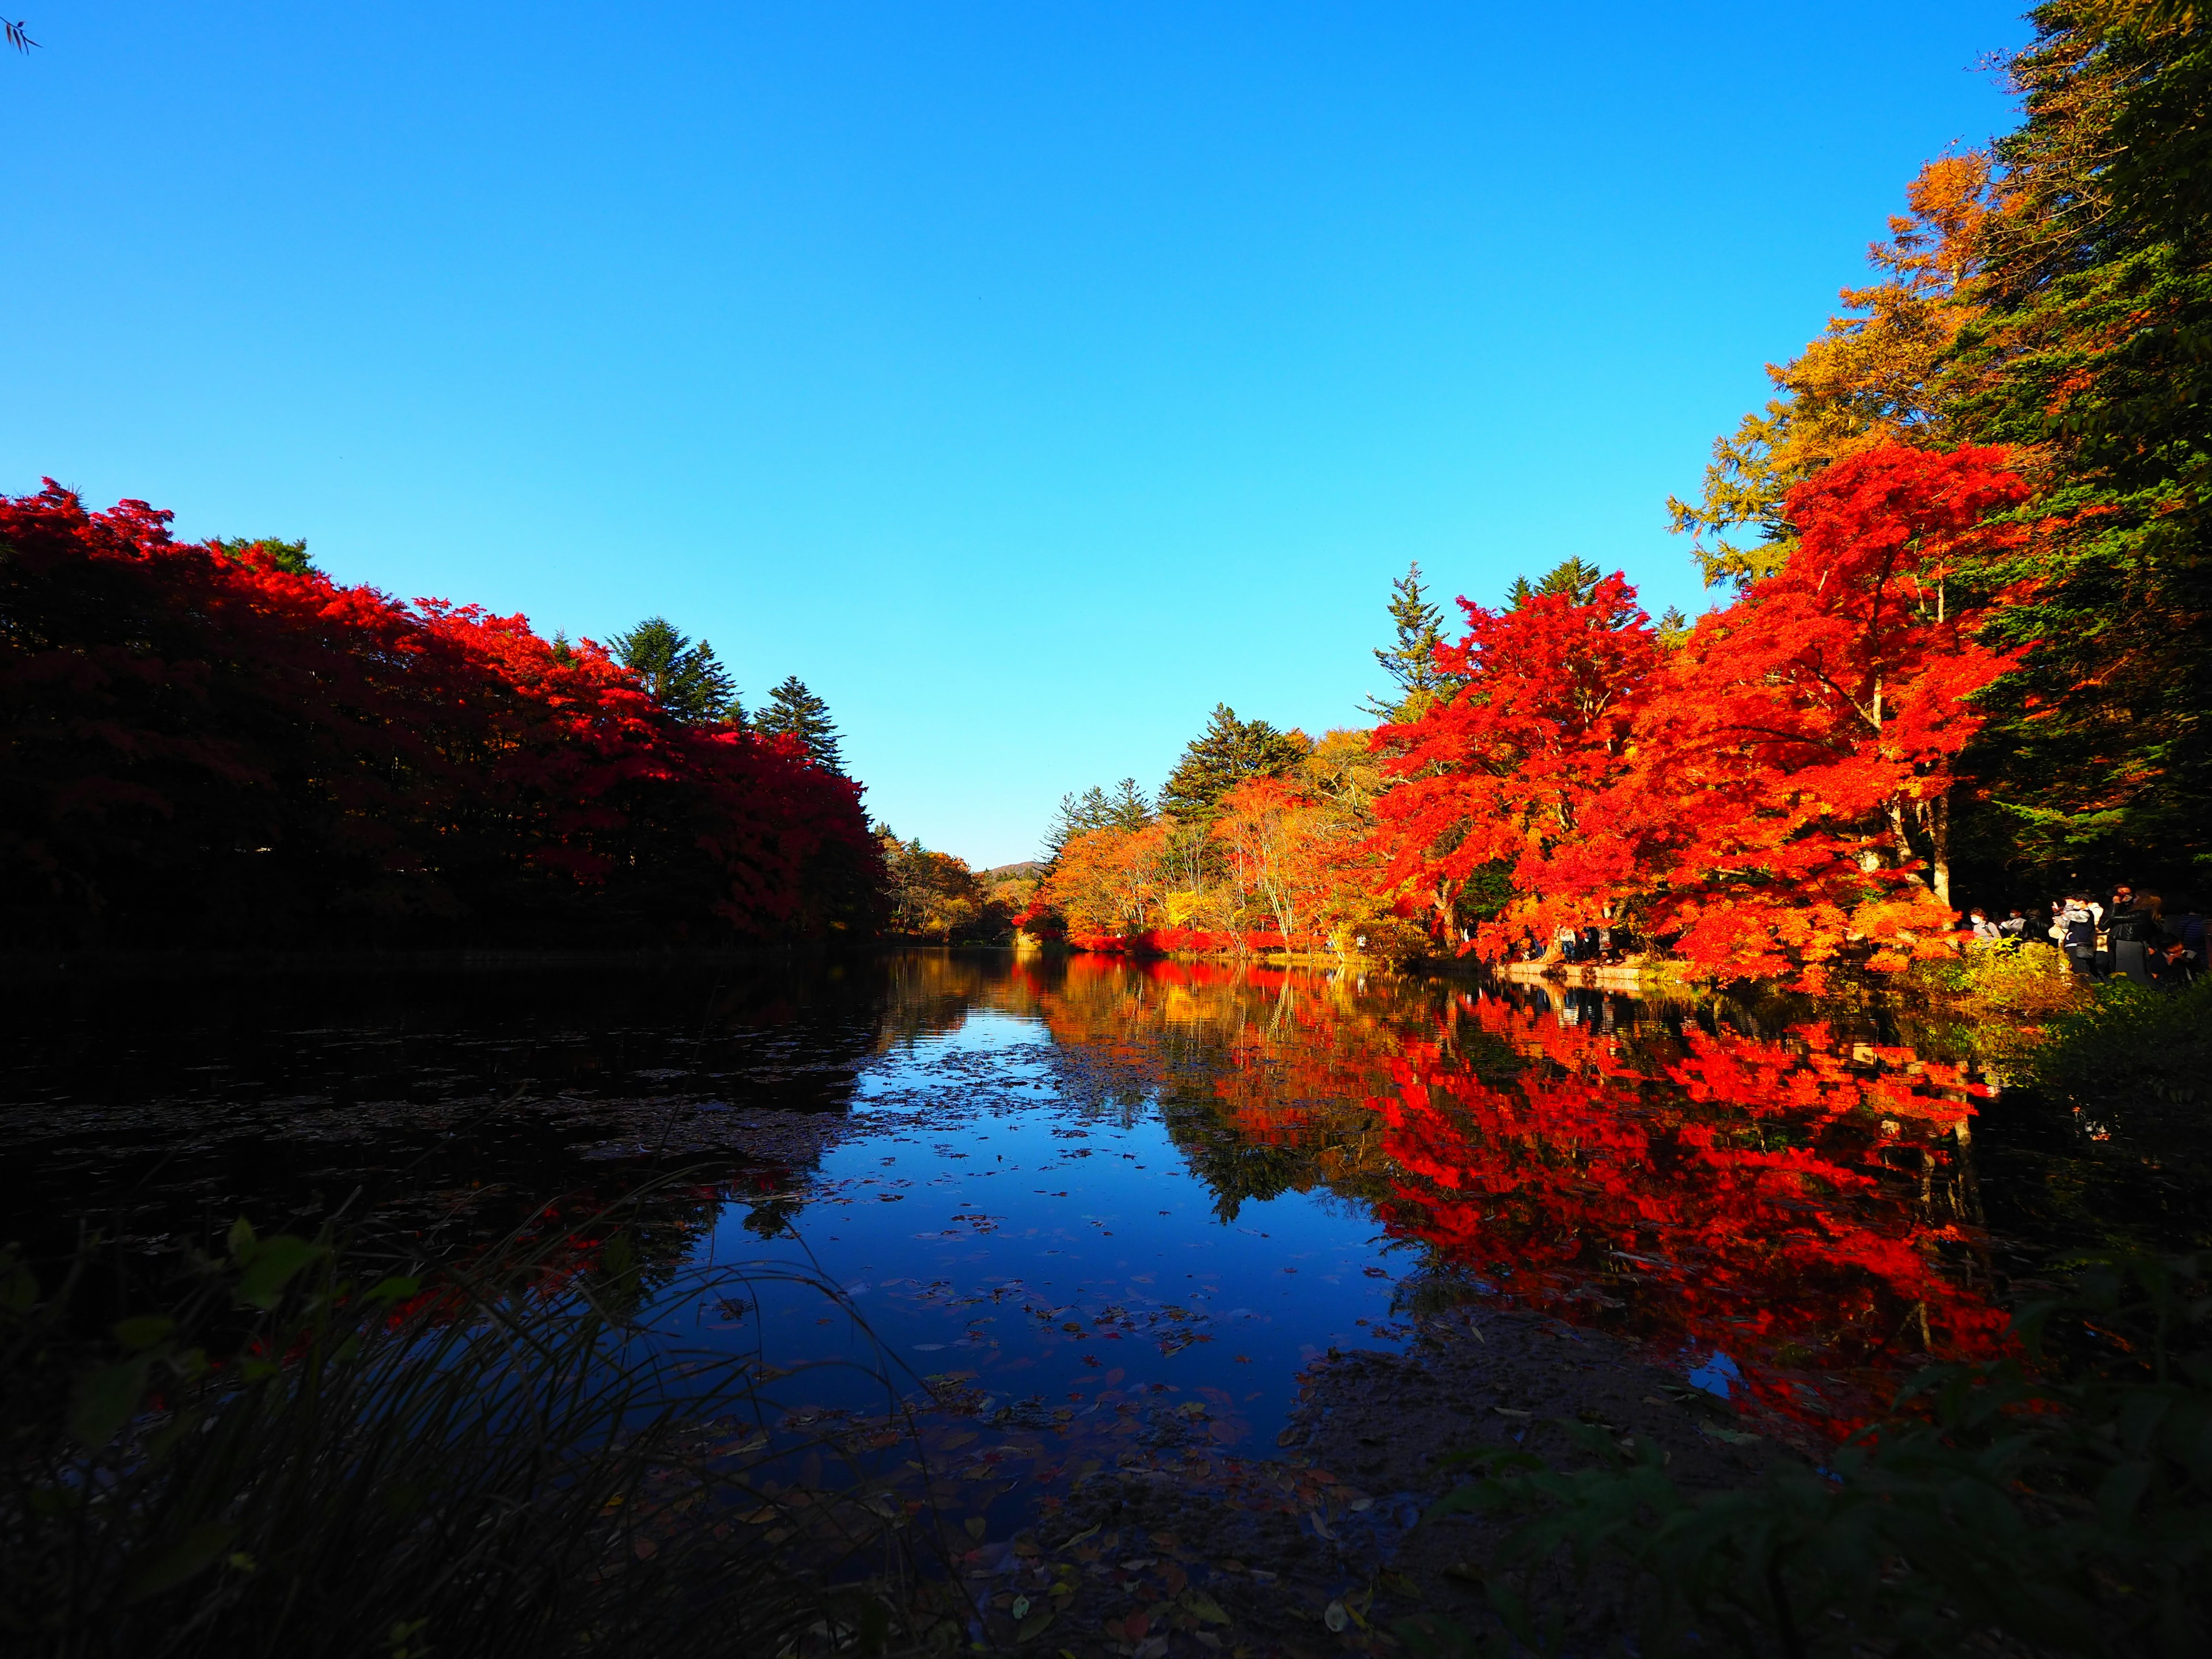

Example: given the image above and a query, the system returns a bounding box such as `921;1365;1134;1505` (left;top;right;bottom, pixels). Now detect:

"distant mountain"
981;861;1043;883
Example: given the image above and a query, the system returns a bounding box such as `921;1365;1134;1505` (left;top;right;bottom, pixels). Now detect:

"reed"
1;1205;932;1659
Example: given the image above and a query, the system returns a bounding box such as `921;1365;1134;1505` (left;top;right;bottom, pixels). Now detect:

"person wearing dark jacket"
2105;885;2157;984
2162;896;2206;983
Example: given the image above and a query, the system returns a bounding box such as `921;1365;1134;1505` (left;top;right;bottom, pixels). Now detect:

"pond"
0;947;2180;1562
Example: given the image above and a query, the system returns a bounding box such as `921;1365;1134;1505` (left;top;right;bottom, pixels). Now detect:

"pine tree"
755;675;844;772
1041;779;1152;862
607;616;743;725
214;536;314;576
1107;778;1152;831
1506;556;1605;610
1363;562;1455;721
1159;705;1306;823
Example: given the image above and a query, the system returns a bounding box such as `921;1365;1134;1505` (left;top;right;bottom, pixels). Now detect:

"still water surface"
8;944;2108;1485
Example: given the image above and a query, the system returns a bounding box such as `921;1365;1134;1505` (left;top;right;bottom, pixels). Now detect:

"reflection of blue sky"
1688;1351;1743;1400
680;1006;1410;1443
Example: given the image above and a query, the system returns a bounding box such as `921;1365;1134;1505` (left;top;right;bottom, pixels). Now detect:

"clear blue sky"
5;3;2029;868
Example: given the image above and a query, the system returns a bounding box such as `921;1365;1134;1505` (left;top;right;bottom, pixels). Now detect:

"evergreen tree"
1945;1;2212;882
1506;556;1605;610
1362;562;1456;721
1041;778;1152;862
755;675;844;773
215;536;314;576
1158;704;1306;823
1107;777;1152;831
607;616;742;726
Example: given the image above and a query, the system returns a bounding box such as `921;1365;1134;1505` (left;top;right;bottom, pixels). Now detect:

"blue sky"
5;3;2029;867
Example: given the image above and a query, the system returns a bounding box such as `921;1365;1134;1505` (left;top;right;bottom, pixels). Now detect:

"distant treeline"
0;486;882;949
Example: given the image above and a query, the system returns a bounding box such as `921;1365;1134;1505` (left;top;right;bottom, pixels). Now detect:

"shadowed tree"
1506;556;1605;611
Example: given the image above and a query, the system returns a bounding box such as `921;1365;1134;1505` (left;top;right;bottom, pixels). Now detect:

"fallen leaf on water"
1183;1590;1231;1626
1324;1600;1349;1632
1699;1423;1762;1446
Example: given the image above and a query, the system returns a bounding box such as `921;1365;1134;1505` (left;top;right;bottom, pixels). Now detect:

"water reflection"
1014;957;2005;1430
4;950;2014;1440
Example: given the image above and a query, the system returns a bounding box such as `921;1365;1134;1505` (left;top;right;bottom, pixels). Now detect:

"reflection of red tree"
1028;960;2006;1434
1372;1009;2006;1430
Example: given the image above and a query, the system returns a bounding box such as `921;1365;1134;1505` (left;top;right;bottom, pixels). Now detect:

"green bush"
2032;974;2212;1111
1403;1254;2212;1658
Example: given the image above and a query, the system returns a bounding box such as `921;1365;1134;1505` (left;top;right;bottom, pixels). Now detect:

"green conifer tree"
1363;562;1456;721
1158;705;1306;823
214;537;315;576
1506;555;1605;609
1041;779;1152;863
607;616;743;725
755;675;844;773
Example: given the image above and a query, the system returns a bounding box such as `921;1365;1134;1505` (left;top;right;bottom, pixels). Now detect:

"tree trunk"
1928;789;1950;907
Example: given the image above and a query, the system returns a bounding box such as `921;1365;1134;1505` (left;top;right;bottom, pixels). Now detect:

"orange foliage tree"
1369;444;2029;984
1369;572;1657;956
1597;444;2029;984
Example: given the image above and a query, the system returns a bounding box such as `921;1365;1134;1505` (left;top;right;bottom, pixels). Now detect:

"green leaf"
226;1215;258;1259
236;1235;325;1309
71;1355;152;1448
1180;1589;1231;1625
366;1274;422;1306
0;1253;37;1317
125;1520;236;1601
112;1315;175;1351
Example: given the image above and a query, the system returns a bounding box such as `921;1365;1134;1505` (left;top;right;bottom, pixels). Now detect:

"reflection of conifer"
755;676;844;774
1365;562;1455;721
607;616;743;725
1160;705;1306;823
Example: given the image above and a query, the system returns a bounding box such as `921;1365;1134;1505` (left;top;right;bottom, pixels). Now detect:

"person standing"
2162;895;2205;983
1999;908;2031;940
2105;884;2157;985
2059;894;2102;978
1968;908;2002;941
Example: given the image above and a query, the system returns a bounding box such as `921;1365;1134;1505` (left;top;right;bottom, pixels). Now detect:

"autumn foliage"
0;483;882;947
1372;444;2032;984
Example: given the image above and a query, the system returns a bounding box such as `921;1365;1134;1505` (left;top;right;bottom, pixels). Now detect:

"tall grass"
1;1209;934;1659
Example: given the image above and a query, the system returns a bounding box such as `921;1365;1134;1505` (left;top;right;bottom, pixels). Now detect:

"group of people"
1512;923;1627;965
1965;883;2205;985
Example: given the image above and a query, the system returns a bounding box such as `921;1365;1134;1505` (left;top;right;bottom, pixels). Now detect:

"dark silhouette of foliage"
0;483;882;948
1505;555;1605;611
